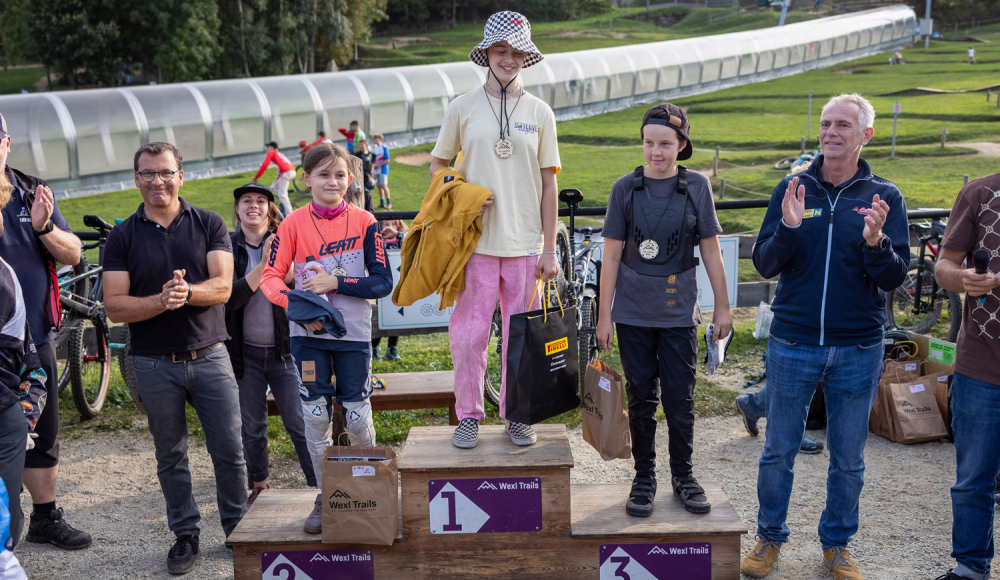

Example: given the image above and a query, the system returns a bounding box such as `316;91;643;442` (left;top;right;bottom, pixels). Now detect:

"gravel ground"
15;413;988;579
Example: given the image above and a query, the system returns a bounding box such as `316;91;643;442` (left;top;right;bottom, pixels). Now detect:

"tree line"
0;0;611;89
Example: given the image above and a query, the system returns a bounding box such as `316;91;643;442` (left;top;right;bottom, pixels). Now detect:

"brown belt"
148;342;225;363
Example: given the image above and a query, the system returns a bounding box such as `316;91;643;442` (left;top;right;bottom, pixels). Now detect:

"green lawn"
357;7;823;68
0;66;44;94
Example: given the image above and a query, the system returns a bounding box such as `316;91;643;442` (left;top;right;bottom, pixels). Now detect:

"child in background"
596;103;732;517
371;134;391;209
338;121;366;153
260;143;392;534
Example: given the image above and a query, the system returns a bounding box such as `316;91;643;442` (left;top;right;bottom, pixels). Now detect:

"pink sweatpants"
449;253;540;421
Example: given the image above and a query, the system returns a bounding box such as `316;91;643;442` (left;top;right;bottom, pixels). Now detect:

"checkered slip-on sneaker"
505;420;537;446
453;418;480;449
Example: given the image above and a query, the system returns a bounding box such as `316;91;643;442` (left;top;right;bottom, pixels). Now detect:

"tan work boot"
741;539;781;578
823;547;862;580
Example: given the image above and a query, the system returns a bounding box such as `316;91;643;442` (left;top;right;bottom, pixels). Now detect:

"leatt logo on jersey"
318;236;360;256
268;235;281;267
545;337;568;355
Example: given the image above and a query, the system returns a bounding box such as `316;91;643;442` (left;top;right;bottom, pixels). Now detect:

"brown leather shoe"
823;547;863;580
741;539;781;578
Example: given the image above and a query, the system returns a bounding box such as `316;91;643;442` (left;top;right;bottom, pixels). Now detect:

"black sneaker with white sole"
453;418;480;449
505;420;536;446
167;534;199;575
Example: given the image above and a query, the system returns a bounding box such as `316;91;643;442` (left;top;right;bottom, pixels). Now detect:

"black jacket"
224;228;291;379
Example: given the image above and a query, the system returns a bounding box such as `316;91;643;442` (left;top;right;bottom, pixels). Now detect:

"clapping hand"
30;185;55;232
862;194;890;246
162;270;189;310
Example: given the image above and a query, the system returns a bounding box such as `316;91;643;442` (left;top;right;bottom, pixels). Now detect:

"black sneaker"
167;535;199;575
799;436;824;454
625;475;657;517
735;396;760;437
672;475;711;514
932;572;966;580
26;507;92;550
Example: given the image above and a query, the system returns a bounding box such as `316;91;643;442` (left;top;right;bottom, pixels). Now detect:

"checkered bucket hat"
469;11;543;68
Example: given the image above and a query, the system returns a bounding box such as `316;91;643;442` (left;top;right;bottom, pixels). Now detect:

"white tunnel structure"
0;5;915;198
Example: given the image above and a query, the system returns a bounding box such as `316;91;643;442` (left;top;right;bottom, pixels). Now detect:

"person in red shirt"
253;142;295;216
337;121;365;153
299;132;333;155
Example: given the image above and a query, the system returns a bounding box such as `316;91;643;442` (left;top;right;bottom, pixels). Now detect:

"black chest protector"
621;165;700;277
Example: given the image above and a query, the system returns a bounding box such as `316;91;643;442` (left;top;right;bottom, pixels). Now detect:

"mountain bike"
884;219;962;341
55;215;132;418
774;149;820;172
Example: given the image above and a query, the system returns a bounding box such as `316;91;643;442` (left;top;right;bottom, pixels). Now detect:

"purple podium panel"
428;477;544;534
261;549;374;580
599;543;711;580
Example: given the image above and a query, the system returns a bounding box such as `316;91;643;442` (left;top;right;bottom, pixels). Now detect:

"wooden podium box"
227;423;746;579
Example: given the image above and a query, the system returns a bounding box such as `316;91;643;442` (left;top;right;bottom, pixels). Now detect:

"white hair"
822;93;875;131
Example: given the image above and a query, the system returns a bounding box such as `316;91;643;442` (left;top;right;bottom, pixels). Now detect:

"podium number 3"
274;563;296;580
441;491;463;531
610;556;631;579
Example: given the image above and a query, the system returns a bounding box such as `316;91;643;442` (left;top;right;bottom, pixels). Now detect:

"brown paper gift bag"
322;443;398;545
887;377;948;444
581;357;631;461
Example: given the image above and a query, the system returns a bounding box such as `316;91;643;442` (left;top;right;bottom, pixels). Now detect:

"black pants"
371;336;398;348
0;404;27;548
25;340;58;469
616;324;698;479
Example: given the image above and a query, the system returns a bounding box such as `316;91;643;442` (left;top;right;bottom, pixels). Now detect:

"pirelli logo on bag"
545;337;569;356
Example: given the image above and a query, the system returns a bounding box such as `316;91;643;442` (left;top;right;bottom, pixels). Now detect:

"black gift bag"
505;280;580;425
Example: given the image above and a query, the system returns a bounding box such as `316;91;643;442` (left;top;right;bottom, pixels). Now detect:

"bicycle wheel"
551;221;572;304
117;325;144;415
946;292;963;343
578;293;599;390
884;257;947;334
56;256;92;394
483;305;503;408
292;165;305;193
68;318;111;419
774;156;798;170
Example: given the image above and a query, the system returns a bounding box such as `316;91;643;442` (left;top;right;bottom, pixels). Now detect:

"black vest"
621;165;699;277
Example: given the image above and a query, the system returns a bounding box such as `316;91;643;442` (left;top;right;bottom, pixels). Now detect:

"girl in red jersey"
260;143;392;534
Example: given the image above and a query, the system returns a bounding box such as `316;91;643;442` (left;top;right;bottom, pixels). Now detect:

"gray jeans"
132;346;247;537
238;345;315;487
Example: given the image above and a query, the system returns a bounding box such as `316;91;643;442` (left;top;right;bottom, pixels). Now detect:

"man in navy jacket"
740;94;908;580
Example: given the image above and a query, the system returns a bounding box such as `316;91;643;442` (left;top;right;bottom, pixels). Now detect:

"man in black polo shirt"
0;111;92;550
103;142;246;576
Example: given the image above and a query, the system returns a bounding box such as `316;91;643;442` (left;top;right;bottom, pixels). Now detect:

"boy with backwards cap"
597;103;732;516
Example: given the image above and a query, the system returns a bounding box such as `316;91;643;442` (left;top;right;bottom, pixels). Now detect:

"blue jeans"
741;386;767;420
756;334;882;549
237;345;315;487
132;346;248;537
950;372;1000;580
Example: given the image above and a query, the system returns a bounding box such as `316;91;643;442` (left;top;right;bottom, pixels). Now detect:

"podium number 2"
274;563;296;580
610;556;631;579
441;491;463;531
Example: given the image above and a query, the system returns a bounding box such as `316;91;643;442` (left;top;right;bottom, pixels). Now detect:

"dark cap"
0;112;6;139
234;182;274;203
641;103;693;160
265;141;279;149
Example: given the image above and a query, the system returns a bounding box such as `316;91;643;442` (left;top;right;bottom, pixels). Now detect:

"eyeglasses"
136;169;179;183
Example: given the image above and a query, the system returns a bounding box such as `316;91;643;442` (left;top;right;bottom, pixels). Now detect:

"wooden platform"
267;371;458;425
228;425;747;579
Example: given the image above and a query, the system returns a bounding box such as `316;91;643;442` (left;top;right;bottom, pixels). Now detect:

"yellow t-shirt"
431;88;561;257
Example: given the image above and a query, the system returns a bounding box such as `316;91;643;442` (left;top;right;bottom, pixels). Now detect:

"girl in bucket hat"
429;11;562;450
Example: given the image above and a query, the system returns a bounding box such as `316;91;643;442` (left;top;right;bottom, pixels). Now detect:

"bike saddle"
559;188;583;207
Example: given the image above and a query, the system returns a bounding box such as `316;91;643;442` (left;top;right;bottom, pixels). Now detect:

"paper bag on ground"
322;446;398;545
581;358;631;461
887;377;948;444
